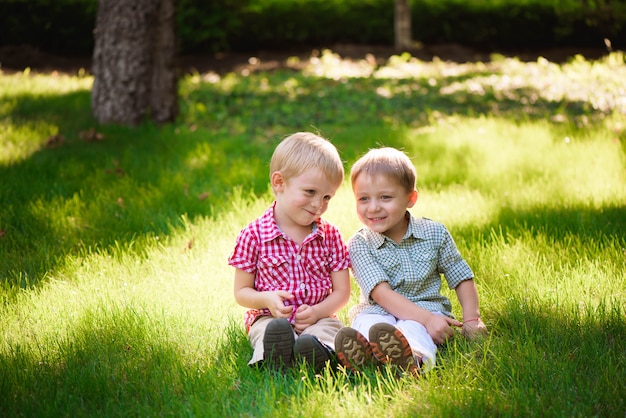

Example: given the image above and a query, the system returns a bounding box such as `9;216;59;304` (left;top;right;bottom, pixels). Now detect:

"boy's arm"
454;279;481;320
454;279;488;340
323;268;352;316
292;268;351;333
371;282;462;345
233;268;294;318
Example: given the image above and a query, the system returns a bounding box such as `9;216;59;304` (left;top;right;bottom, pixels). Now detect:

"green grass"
1;51;625;417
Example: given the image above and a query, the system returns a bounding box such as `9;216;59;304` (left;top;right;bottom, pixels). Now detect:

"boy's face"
352;172;417;241
272;167;339;229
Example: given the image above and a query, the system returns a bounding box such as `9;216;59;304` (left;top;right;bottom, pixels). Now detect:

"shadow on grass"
0;295;623;415
432;296;626;417
0;309;252;416
0;306;184;416
223;296;625;417
454;203;626;248
1;64;622;294
1;90;276;291
197;300;626;417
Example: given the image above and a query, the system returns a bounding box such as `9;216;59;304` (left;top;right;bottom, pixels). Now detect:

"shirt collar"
405;212;425;239
259;202;282;243
368;211;422;248
259;202;323;243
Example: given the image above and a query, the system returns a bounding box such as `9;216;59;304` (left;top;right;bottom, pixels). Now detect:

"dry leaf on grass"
80;128;105;142
45;134;65;148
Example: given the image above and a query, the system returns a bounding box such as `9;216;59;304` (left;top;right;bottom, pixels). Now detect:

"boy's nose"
311;197;323;210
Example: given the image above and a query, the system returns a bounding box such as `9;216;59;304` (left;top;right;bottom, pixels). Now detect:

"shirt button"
300;283;306;289
296;255;302;261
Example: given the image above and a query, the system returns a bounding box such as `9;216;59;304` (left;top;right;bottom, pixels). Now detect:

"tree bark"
394;0;412;51
92;0;178;125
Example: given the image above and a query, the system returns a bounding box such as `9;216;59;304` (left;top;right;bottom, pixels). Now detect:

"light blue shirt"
348;212;473;320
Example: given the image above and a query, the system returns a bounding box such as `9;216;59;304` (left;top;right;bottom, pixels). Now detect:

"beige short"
247;315;343;365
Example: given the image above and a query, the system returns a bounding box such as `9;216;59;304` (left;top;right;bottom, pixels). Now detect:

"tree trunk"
394;0;412;51
92;0;178;125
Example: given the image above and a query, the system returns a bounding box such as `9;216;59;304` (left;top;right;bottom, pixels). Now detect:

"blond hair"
270;132;344;186
350;147;416;193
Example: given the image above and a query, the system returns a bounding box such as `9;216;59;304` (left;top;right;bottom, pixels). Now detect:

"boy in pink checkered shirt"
228;132;351;372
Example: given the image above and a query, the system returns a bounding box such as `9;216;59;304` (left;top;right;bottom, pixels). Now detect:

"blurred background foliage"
0;0;624;56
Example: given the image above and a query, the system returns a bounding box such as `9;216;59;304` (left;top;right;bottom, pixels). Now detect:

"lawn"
1;50;625;417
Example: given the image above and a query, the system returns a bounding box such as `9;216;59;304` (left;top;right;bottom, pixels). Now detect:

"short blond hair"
350;147;416;193
270;132;344;186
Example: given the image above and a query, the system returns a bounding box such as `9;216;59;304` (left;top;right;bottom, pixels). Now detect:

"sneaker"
263;318;295;370
369;323;421;377
293;335;331;373
335;327;375;373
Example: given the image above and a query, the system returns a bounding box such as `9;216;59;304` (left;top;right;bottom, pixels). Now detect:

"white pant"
352;313;440;372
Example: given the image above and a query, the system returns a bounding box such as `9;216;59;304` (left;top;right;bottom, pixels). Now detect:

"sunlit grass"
0;70;94;165
1;51;625;417
410;116;625;207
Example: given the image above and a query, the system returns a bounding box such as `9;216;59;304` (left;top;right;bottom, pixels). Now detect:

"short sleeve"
228;226;260;274
348;232;390;302
437;227;473;289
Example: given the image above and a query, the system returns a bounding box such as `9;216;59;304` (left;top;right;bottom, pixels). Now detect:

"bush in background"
0;0;624;55
0;0;97;54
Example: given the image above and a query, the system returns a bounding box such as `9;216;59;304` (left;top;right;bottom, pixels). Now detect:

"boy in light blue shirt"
336;147;488;376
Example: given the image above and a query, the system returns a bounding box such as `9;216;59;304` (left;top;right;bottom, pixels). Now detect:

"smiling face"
352;172;418;243
272;167;339;238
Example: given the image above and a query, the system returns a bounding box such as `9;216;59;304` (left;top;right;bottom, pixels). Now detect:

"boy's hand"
461;318;488;341
425;314;462;345
293;304;317;333
265;290;294;318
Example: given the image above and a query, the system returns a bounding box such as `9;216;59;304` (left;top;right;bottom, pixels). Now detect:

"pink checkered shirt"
228;202;350;332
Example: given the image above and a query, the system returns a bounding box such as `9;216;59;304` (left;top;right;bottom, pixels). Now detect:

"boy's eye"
358;196;369;202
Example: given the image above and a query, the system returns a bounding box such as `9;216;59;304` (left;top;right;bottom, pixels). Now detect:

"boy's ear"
270;171;285;192
407;189;419;208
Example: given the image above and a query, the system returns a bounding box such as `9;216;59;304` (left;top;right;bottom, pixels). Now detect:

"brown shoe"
263;318;295;370
369;323;421;377
293;335;331;373
334;327;375;373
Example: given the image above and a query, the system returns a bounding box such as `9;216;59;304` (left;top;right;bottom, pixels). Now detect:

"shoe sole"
369;323;421;377
335;327;373;372
263;318;295;369
293;335;331;373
